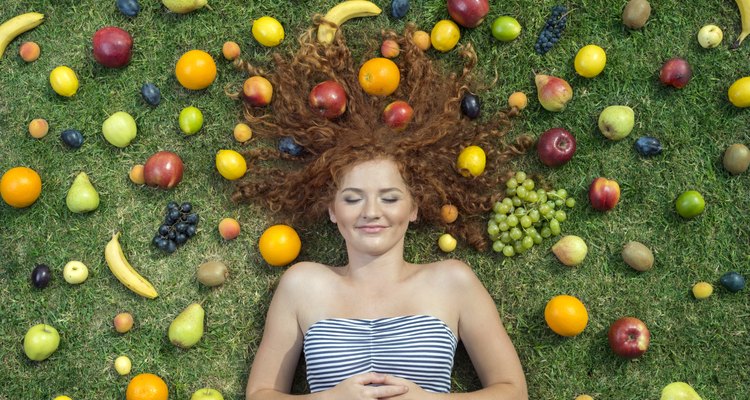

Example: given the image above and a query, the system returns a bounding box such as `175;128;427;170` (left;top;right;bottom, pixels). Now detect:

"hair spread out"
230;20;533;251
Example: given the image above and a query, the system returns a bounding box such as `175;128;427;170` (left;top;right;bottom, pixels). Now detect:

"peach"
28;118;49;138
412;30;431;50
113;312;134;333
233;123;253;143
381;39;400;58
218;217;241;240
129;164;145;185
383;100;414;131
222;41;241;61
440;204;458;223
242;76;273;107
19;41;41;62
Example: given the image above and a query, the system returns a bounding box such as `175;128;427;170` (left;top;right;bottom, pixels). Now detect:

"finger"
370;384;408;398
380;375;408;386
353;371;387;385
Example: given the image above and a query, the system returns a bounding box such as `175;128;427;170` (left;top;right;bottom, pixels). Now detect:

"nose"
362;197;381;220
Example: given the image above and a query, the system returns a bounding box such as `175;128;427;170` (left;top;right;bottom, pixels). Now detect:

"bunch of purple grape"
535;5;568;55
152;201;199;253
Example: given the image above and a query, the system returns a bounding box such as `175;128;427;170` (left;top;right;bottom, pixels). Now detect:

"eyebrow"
340;187;404;194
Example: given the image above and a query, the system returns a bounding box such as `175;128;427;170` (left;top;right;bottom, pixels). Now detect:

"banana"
0;12;44;59
735;0;750;48
104;232;158;299
317;1;382;44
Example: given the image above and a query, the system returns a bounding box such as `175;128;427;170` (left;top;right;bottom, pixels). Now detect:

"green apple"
191;388;224;400
63;260;88;284
598;105;634;140
697;24;723;49
102;111;137;148
23;324;60;361
491;16;522;42
179;106;204;135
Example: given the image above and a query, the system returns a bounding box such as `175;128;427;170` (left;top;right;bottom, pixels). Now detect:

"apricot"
218;217;241;240
412;30;431;50
19;41;41;62
440;204;458;223
28;118;49;138
129;164;145;185
508;91;528;111
381;39;400;58
242;76;273;107
113;312;134;333
233;123;253;143
222;41;241;61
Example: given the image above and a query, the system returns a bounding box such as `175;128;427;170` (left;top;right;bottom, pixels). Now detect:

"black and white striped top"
303;314;458;393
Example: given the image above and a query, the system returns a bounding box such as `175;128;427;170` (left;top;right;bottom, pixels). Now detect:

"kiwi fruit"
197;261;229;287
723;143;750;175
622;241;654;271
622;0;651;29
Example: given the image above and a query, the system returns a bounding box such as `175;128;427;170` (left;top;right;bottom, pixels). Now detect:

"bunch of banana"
317;0;382;44
104;232;158;299
735;0;750;48
0;12;44;59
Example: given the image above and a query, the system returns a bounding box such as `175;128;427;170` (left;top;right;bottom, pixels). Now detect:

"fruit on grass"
175;49;216;90
162;0;208;14
23;323;60;361
588;177;620;211
660;382;702;400
390;0;410;19
659;58;692;89
152;201;199;253
102;111;137;147
215;150;247;180
222;41;240;60
114;355;132;375
723;143;750;174
1;166;42;208
430;19;460;52
440;204;458;223
114;312;135;333
358;57;400;96
191;388;224;400
574;44;606;78
438;233;457;252
19;41;40;62
598;105;634;141
144;151;184;189
412;30;431;50
63;260;88;284
31;264;51;288
61;129;84;149
258;224;302;267
141;83;161;106
447;0;489;28
197;261;229;287
634;136;663;157
575;396;593;400
28;118;49;138
456;145;486;177
383;100;414;131
535;74;572;112
381;39;400;58
279;137;304;156
309;80;348;119
168;303;205;348
697;24;723;48
622;0;651;29
49;66;79;97
218;217;241;240
129;165;145;185
608;316;650;359
126;373;168;400
93;26;133;68
491;16;521;42
720;271;745;292
535;5;567;55
675;190;705;218
692;282;713;299
117;0;141;17
105;232;159;299
0;12;44;60
728;76;750;107
621;241;654;271
179;106;204;135
537;127;576;167
316;0;382;44
508;91;528;113
252;16;284;47
544;294;588;337
460;93;481;119
233;123;252;143
242;76;273;107
551;235;587;267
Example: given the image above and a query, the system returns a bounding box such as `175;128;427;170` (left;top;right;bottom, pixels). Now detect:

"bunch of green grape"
488;171;575;257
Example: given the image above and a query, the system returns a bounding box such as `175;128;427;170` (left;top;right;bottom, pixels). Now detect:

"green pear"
168;303;204;348
661;382;702;400
66;172;100;213
598;105;635;140
162;0;208;14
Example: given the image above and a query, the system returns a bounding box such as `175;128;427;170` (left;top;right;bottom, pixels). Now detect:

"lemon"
574;45;607;78
456;145;486;177
216;149;247;180
728;76;750;107
49;66;79;97
252;16;285;47
53;396;72;400
431;20;460;52
692;281;713;299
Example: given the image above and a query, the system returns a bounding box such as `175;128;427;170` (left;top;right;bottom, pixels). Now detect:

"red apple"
143;151;184;189
588;177;620;211
383;100;414;131
537;127;576;167
92;26;133;68
659;57;692;89
447;0;490;28
242;76;273;107
608;317;650;359
309;80;347;119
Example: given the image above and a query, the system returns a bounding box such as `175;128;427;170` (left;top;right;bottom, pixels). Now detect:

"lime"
252;16;285;47
574;44;607;78
491;16;521;42
179;106;203;135
675;190;705;218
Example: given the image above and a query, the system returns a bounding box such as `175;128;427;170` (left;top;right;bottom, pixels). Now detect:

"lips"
357;225;387;233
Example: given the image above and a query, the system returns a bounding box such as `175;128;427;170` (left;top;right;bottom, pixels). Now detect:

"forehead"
338;159;407;189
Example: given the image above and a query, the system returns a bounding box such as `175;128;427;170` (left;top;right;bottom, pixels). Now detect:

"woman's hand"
378;375;434;400
326;372;408;400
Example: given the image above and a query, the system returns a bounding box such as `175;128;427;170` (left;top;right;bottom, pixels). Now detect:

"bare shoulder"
418;259;483;290
276;261;331;289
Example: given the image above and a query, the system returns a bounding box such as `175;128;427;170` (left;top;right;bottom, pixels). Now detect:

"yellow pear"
162;0;208;14
661;382;702;400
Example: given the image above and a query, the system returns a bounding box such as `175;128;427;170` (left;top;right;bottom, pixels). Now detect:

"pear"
552;235;588;266
535;74;573;112
168;303;204;348
162;0;208;14
66;172;100;213
661;382;702;400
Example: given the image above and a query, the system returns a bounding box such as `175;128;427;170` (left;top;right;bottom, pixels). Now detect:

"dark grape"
166;240;177;253
158;224;171;236
175;223;188;234
140;82;160;106
168;209;181;222
31;264;52;288
167;201;179;210
180;202;192;213
167;230;176;240
61;129;84;149
175;233;188;245
186;213;199;225
186;225;197;237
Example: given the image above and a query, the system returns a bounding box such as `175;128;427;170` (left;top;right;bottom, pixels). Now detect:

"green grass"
1;0;749;399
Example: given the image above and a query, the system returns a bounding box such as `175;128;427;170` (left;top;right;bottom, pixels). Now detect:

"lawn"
1;0;749;399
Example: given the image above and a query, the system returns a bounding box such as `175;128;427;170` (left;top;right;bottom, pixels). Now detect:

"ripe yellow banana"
0;12;44;59
104;232;158;299
735;0;750;48
317;0;382;44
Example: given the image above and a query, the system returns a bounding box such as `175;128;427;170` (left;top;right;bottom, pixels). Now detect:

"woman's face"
329;159;418;257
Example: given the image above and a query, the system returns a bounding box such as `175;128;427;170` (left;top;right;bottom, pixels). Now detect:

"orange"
1;167;42;208
175;50;217;90
258;224;301;267
126;373;168;400
544;294;588;337
358;57;400;97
